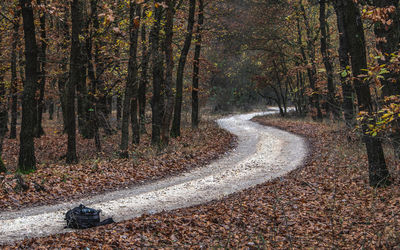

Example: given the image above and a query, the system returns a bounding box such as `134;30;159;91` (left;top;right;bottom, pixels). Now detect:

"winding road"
0;109;307;244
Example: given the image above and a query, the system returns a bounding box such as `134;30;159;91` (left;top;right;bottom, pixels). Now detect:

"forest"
1;0;400;248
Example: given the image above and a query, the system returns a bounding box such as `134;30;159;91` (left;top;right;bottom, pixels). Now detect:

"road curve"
0;109;307;244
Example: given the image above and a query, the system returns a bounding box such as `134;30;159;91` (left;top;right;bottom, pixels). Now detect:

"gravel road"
0;109;307;244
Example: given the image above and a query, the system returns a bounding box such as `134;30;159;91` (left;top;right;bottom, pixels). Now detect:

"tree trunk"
120;1;140;157
170;0;196;137
58;4;70;133
371;0;400;158
35;0;47;138
150;0;164;146
66;0;82;164
191;0;204;128
130;4;141;145
334;2;355;127
18;0;38;172
319;0;336;118
10;9;20;139
139;7;150;135
339;0;390;187
76;0;91;139
161;0;175;147
299;3;323;121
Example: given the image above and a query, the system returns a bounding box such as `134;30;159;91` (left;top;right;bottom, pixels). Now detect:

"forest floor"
2;113;400;248
0;119;235;211
0;110;307;245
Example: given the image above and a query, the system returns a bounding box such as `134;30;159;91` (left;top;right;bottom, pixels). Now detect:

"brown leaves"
0;122;235;211
4;116;400;248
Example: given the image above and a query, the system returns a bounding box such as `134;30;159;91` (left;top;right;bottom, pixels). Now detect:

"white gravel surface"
0;109;308;244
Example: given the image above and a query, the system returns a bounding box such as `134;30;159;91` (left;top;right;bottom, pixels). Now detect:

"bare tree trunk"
139;7;150;134
319;0;336;118
0;30;7;172
191;0;204;128
171;0;196;137
161;0;175;147
150;0;164;145
10;9;20;139
66;0;82;164
120;1;140;157
18;0;38;172
130;4;141;145
35;0;47;137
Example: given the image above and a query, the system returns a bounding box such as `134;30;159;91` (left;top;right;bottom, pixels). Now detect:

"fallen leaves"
0;121;235;211
3;115;400;248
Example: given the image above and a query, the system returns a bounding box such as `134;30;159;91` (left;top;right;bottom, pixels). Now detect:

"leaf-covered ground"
4;115;400;249
0;121;235;211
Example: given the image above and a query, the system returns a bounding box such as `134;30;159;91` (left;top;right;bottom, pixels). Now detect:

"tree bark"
334;2;355;127
161;0;176;147
150;0;164;145
299;2;323;121
371;0;400;158
339;0;390;187
130;4;141;145
18;0;38;172
10;9;20;139
139;7;150;135
66;0;82;164
120;1;140;157
191;0;204;128
76;0;91;139
35;0;47;137
319;0;336;118
171;0;196;137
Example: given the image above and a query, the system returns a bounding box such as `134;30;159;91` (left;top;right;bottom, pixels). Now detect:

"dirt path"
0;109;307;244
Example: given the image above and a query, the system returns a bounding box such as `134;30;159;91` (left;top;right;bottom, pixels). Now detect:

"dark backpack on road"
65;204;114;229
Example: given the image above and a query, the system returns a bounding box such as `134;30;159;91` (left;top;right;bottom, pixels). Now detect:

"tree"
0;24;7;173
18;0;38;172
171;0;196;137
35;0;47;137
333;1;355;127
9;8;20;140
191;0;204;128
120;0;141;157
338;0;390;187
370;1;400;158
65;0;82;164
160;0;176;146
150;0;163;145
299;1;322;121
319;0;336;118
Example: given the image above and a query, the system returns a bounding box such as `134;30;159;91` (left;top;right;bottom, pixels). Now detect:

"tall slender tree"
171;0;196;137
338;0;390;187
191;0;204;128
9;8;20;139
18;0;38;172
150;0;164;145
319;0;336;118
120;1;141;157
334;1;355;127
66;0;82;164
299;1;322;121
161;0;176;146
139;7;150;135
35;0;47;137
